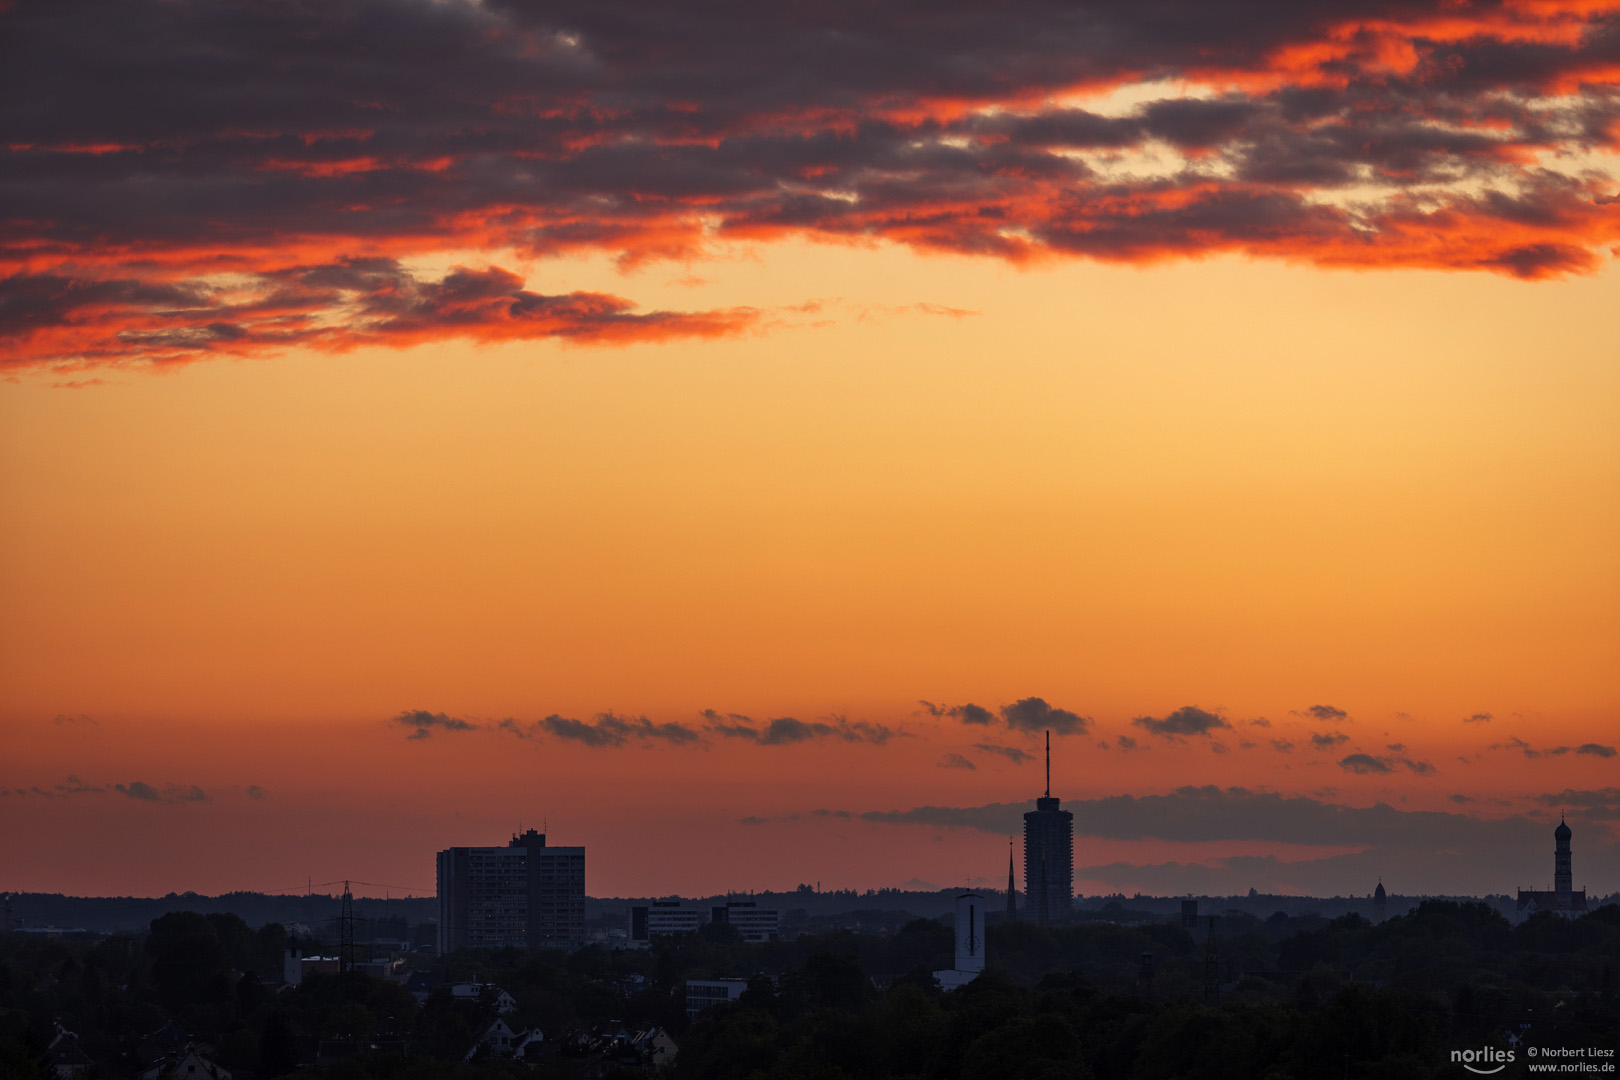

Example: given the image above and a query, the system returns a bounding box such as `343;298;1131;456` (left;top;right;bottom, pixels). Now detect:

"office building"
685;978;750;1016
629;901;704;944
710;900;780;943
1023;732;1074;924
437;828;586;952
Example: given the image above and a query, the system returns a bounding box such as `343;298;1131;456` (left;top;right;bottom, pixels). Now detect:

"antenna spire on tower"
1045;729;1050;798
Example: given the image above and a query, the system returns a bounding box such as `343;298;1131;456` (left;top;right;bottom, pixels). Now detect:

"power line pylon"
339;881;356;976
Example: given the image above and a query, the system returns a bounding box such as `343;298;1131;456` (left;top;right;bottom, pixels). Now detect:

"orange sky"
3;243;1617;899
5;0;1620;904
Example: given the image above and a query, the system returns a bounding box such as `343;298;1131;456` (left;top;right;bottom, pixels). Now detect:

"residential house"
41;1026;92;1079
138;1046;232;1080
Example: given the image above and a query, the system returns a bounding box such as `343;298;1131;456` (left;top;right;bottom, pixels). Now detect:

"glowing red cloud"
3;0;1618;369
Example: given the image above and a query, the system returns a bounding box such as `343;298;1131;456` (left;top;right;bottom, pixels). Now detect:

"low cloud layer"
8;0;1618;371
832;785;1620;893
1536;788;1620;819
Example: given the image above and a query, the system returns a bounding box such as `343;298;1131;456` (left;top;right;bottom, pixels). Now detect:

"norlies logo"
1453;1046;1516;1075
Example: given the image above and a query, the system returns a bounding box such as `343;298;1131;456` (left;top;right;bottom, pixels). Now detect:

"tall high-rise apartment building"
1023;732;1073;924
437;828;585;952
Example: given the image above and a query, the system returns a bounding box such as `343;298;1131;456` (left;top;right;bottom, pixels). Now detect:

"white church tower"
934;891;986;990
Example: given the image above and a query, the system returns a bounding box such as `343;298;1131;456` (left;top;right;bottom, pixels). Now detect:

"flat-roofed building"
629;900;704;944
711;901;779;943
685;978;750;1016
437;829;585;952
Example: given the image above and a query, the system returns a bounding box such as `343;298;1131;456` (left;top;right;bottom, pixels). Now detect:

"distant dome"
1555;817;1572;841
1374;881;1386;900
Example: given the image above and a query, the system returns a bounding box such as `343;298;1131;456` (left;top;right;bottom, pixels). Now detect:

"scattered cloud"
1132;706;1229;740
1463;712;1494;724
51;713;98;727
707;714;897;745
1001;697;1091;735
1301;705;1348;722
1310;731;1350;750
1270;739;1295;753
246;785;268;800
1338;753;1435;776
939;753;977;770
115;781;210;803
1248;718;1271;728
0;776;107;799
391;709;480;740
973;743;1032;764
919;701;996;725
954;703;996;726
1490;737;1607;759
524;712;703;748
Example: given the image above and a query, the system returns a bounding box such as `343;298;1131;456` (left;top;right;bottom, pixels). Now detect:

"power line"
236;880;434;896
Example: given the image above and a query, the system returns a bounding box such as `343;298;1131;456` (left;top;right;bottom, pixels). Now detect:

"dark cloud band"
4;0;1618;369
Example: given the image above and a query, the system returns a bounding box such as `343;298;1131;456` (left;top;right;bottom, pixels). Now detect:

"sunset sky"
2;0;1618;903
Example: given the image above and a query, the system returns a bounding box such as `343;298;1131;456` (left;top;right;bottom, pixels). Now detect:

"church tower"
1555;815;1573;910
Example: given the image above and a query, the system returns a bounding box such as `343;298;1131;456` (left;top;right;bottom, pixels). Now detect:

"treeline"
4;893;437;936
0;903;1616;1079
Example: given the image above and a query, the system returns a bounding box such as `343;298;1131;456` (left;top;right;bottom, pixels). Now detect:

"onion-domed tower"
1516;815;1587;919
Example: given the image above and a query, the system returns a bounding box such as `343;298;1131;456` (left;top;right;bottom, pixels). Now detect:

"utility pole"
1203;915;1219;1003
